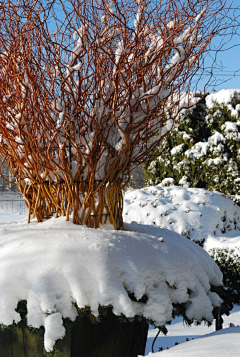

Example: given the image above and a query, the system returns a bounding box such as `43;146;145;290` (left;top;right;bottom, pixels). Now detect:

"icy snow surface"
0;216;222;351
124;185;240;250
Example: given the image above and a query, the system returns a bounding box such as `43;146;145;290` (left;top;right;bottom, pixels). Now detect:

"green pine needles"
210;247;240;304
143;90;240;203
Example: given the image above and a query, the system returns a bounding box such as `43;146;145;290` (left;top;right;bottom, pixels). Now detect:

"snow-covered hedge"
124;185;240;247
0;217;222;352
143;89;240;204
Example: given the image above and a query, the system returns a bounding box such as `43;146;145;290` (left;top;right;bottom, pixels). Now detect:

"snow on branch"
0;0;235;227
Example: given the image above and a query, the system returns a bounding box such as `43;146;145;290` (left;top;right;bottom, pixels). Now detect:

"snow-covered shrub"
143;89;240;204
123;185;240;246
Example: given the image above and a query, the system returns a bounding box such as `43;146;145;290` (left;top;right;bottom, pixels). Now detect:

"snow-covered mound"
124;186;240;249
143;326;240;357
0;217;222;352
206;88;240;111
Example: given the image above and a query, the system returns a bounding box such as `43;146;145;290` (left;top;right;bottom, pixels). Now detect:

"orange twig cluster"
0;0;232;228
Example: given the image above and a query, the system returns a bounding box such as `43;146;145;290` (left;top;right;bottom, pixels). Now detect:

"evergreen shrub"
210;248;240;305
143;90;240;203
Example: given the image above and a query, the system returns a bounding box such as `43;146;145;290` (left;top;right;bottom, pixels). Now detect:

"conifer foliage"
144;90;240;203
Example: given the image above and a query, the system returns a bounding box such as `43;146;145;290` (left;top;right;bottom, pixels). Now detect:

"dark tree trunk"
0;313;149;357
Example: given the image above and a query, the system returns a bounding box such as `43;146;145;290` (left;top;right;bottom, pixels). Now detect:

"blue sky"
46;0;239;92
196;0;240;91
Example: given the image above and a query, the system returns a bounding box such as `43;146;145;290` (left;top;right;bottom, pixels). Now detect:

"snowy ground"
145;326;240;356
145;305;240;355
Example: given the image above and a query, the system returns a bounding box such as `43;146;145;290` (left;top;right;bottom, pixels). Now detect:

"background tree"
0;0;232;228
144;89;240;203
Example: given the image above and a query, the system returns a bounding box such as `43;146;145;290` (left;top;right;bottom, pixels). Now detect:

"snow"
184;132;225;161
178;176;190;187
0;189;239;356
124;185;240;249
185;141;208;159
145;304;240;355
208;131;225;145
170;144;183;155
161;178;175;186
144;326;240;357
0;215;222;352
195;8;206;23
222;121;238;132
206;89;240;109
